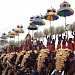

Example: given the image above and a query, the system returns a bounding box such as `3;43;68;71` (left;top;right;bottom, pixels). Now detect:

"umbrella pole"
14;36;15;42
28;30;30;34
65;16;66;36
37;25;39;33
18;34;19;45
50;21;52;37
32;30;33;40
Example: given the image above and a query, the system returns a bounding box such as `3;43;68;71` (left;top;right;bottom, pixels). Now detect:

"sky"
0;0;75;41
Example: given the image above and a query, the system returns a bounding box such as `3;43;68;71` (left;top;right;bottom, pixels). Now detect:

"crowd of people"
0;34;75;75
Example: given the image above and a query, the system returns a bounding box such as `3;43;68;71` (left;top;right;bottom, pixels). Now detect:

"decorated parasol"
30;15;45;32
0;33;7;39
44;7;59;28
6;34;15;38
8;30;19;42
57;1;74;36
27;23;38;40
14;25;24;45
0;33;7;43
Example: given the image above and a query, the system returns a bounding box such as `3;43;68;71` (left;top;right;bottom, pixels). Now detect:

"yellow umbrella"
0;38;7;42
14;28;24;33
14;27;24;45
9;31;18;36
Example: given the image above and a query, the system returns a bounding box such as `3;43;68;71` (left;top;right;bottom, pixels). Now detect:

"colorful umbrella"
0;35;7;39
9;31;18;36
27;23;38;30
44;7;59;28
6;34;15;38
0;38;7;42
14;28;24;33
60;1;71;8
30;15;45;33
30;15;45;26
57;1;74;35
14;25;24;45
27;23;38;40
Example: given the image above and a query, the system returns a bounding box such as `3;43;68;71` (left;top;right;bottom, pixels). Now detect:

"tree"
55;26;60;39
38;31;44;40
59;26;65;39
69;22;75;35
43;28;49;39
34;32;39;40
49;26;55;35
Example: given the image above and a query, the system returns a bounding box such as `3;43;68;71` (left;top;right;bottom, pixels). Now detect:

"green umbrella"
6;34;15;38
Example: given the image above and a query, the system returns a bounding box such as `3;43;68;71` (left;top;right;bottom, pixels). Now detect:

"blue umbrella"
1;35;7;39
57;1;74;36
30;16;45;26
30;15;45;33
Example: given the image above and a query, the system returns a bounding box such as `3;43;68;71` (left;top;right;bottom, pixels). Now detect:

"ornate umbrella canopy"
6;34;15;38
57;6;74;17
30;15;45;26
17;25;23;28
44;12;59;21
60;1;71;8
27;23;38;40
57;1;74;35
0;33;7;39
0;38;7;42
44;7;59;36
0;35;7;39
44;7;59;21
14;28;24;33
27;23;38;30
8;31;18;36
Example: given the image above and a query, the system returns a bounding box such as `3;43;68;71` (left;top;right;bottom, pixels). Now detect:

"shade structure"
0;38;7;42
57;7;74;17
6;34;15;38
27;23;38;40
14;28;24;33
0;35;7;39
60;1;71;8
17;25;23;28
31;16;45;26
30;15;45;33
44;12;59;21
27;24;38;30
44;7;59;36
44;8;59;27
57;1;74;36
14;27;24;45
9;31;18;36
8;31;19;42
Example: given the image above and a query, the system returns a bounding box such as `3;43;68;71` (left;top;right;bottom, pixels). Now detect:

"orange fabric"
74;40;75;50
62;40;66;49
57;44;61;50
67;42;73;50
50;44;55;52
62;44;66;49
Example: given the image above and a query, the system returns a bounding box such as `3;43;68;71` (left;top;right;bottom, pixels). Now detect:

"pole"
18;34;19;45
32;30;33;40
66;24;69;40
50;21;52;38
65;17;66;36
28;30;30;34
